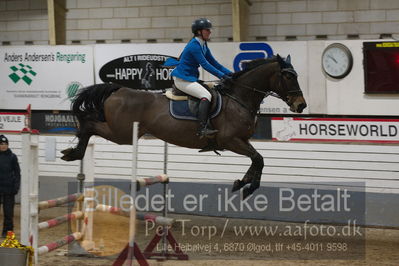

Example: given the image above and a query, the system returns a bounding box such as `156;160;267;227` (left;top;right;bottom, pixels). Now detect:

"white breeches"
173;77;211;101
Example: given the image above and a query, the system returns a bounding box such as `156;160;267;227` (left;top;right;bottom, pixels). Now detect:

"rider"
170;18;233;138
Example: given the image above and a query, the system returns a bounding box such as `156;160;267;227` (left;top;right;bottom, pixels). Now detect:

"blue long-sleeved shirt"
170;38;232;82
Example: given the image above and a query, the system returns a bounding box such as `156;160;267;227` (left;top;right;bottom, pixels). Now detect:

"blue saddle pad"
169;92;222;121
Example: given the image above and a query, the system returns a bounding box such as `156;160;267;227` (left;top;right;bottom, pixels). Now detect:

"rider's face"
200;29;211;41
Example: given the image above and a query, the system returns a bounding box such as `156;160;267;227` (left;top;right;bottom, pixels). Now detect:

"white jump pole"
162;142;169;255
81;139;95;250
20;128;39;264
126;122;139;265
20;131;31;246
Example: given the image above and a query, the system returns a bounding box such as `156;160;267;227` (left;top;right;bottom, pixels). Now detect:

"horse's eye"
283;74;293;80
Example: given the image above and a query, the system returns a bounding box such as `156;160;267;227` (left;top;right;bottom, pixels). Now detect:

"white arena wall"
8;134;398;194
7;132;399;226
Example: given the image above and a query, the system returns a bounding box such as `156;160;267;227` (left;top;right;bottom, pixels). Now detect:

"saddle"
165;81;222;121
165;81;216;100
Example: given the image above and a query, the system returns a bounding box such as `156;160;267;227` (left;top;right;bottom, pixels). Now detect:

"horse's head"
272;54;307;113
227;55;307;115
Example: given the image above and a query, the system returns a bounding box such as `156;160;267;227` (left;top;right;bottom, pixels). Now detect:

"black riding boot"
197;98;218;138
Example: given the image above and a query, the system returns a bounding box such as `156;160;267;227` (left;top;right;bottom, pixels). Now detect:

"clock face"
322;43;353;79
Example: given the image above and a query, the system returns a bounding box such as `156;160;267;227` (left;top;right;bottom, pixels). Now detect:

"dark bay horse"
61;54;307;199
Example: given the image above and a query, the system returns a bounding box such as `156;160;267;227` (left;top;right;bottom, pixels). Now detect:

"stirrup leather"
198;127;218;138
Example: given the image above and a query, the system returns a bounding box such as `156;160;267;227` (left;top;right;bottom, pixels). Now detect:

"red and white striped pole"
38;232;82;255
38;211;83;230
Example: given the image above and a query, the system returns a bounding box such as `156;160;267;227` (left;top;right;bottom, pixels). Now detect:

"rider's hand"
222;74;233;85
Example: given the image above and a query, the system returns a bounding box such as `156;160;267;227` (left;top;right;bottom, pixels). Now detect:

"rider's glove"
222;74;233;85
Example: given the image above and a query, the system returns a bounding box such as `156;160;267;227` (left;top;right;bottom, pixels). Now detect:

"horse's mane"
231;55;292;79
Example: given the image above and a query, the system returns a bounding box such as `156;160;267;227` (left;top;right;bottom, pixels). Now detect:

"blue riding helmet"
191;18;212;35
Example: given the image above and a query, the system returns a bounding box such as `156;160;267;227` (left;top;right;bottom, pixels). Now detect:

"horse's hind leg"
61;120;101;161
226;138;264;199
61;128;92;161
61;120;144;161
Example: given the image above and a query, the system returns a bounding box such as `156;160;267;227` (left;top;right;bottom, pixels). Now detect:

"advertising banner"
94;42;308;114
31;111;77;134
272;117;399;143
0;45;94;110
95;44;184;91
0;111;28;132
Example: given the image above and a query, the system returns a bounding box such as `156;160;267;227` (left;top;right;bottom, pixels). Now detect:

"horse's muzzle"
296;102;307;113
289;96;307;113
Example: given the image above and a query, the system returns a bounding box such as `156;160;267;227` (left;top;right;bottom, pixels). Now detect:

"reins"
215;66;302;116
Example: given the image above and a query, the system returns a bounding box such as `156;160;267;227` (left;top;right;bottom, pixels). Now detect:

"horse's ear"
285;54;291;64
276;54;284;67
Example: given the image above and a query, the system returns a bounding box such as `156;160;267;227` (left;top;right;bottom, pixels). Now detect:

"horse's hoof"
60;148;83;161
232;179;244;192
61;148;73;155
242;187;253;200
61;151;76;161
61;154;81;161
61;154;72;161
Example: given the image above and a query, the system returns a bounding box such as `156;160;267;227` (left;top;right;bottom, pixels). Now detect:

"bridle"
276;68;303;101
221;66;303;115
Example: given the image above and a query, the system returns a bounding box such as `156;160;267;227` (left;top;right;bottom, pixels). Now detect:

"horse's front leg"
232;164;256;192
243;151;263;199
225;138;264;199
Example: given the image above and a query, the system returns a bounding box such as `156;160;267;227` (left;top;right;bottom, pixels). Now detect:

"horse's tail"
71;83;122;122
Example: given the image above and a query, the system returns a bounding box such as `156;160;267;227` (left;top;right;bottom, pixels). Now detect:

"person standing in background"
0;135;21;237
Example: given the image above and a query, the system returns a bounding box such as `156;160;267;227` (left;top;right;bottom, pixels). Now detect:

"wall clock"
322;43;353;79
